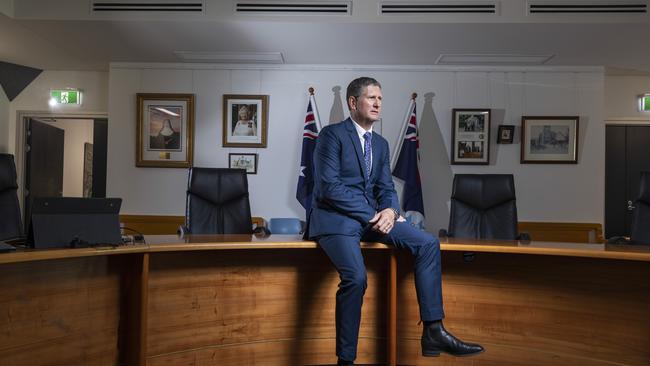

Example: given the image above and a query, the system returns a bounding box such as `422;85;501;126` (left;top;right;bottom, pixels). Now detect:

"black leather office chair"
180;168;253;234
0;154;23;240
630;172;650;244
440;174;528;241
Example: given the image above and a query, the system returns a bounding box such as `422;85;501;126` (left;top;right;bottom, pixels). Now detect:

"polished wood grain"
519;221;604;243
1;236;649;366
145;250;388;365
397;252;650;365
1;235;649;265
387;251;397;366
0;257;121;366
119;253;149;366
441;237;650;261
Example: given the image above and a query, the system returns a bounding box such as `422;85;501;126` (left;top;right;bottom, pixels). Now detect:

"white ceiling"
1;0;649;74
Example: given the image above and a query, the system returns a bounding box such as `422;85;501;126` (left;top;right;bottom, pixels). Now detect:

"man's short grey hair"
346;77;381;110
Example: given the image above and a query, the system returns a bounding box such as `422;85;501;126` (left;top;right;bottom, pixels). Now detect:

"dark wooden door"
24;118;65;230
605;125;650;238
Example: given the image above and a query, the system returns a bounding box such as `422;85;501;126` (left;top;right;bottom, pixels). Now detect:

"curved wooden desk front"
0;236;648;366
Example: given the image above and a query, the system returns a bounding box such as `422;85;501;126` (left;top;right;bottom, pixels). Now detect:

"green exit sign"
641;94;650;112
50;89;81;105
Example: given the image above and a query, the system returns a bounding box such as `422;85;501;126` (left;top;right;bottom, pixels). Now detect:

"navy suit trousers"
317;222;444;361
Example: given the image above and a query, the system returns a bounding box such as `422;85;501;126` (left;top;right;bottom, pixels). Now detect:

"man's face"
350;85;382;124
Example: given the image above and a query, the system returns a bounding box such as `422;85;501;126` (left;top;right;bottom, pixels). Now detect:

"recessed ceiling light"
174;51;285;64
435;54;555;65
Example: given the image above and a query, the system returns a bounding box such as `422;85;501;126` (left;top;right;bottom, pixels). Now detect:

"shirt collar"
350;117;373;139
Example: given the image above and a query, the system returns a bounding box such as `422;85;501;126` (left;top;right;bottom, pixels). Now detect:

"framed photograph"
223;94;268;148
451;109;491;165
136;93;194;168
229;153;258;174
497;125;515;144
521;116;579;164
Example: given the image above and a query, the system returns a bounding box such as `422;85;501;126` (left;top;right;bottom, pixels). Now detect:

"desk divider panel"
145;249;389;366
0;256;122;366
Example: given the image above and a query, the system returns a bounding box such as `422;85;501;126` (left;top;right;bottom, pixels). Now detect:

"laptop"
28;197;122;249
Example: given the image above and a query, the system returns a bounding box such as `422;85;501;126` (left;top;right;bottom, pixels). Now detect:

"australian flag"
296;96;321;214
392;102;425;216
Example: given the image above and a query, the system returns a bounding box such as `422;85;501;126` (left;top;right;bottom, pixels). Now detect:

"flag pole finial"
411;92;417;100
309;87;315;95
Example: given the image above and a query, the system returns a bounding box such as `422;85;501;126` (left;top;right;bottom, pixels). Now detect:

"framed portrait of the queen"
222;94;268;148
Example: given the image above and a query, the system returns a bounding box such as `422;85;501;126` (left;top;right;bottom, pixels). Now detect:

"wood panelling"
120;215;603;242
146;250;388;365
397;251;650;366
120;214;184;235
147;338;383;366
0;257;121;366
119;215;265;235
1;237;648;366
519;221;603;243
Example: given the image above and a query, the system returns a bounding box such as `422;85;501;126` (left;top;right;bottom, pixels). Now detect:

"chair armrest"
606;236;630;244
252;226;271;237
517;232;531;243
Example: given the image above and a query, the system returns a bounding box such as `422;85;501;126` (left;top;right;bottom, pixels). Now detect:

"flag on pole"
392;98;425;218
296;90;322;214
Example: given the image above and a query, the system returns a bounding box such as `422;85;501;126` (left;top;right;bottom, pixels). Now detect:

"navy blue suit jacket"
308;118;400;238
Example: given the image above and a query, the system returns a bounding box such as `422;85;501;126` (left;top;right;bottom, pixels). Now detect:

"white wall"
43;118;93;197
7;70;108;154
108;64;605;230
605;75;650;120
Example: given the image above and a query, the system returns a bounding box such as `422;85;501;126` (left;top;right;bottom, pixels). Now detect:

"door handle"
627;200;636;211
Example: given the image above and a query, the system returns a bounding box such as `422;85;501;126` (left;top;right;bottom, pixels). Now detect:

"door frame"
14;111;108;215
604;118;650;237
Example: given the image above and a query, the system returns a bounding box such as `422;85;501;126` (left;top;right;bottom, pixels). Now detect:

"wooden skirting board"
120;215;604;243
518;221;603;243
119;215;266;236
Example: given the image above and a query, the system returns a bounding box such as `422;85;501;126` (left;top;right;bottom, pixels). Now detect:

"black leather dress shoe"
421;321;484;357
337;358;353;365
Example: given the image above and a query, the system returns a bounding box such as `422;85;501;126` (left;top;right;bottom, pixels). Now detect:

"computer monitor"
28;197;122;249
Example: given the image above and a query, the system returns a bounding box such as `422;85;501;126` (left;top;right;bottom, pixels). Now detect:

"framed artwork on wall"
222;94;269;148
451;108;491;165
497;125;515;144
521;116;579;164
229;153;258;174
136;93;195;168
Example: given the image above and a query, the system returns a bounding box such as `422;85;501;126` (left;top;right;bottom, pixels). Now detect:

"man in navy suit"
308;77;484;365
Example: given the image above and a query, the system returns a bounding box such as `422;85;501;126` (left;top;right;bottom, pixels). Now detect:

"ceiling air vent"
92;1;204;12
381;1;497;14
235;1;351;15
528;1;647;14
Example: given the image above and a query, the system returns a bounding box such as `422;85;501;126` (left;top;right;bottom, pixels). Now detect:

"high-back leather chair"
443;174;524;240
0;154;23;240
630;172;650;244
182;168;252;234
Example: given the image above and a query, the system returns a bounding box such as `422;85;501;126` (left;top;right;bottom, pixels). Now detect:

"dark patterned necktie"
363;132;372;178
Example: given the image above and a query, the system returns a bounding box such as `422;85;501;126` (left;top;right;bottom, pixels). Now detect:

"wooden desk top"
1;234;649;264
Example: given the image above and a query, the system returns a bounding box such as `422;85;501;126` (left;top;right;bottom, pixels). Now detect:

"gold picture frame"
136;93;194;168
222;94;268;148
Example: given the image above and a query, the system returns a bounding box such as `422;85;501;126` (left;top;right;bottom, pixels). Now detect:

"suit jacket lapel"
344;119;367;182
